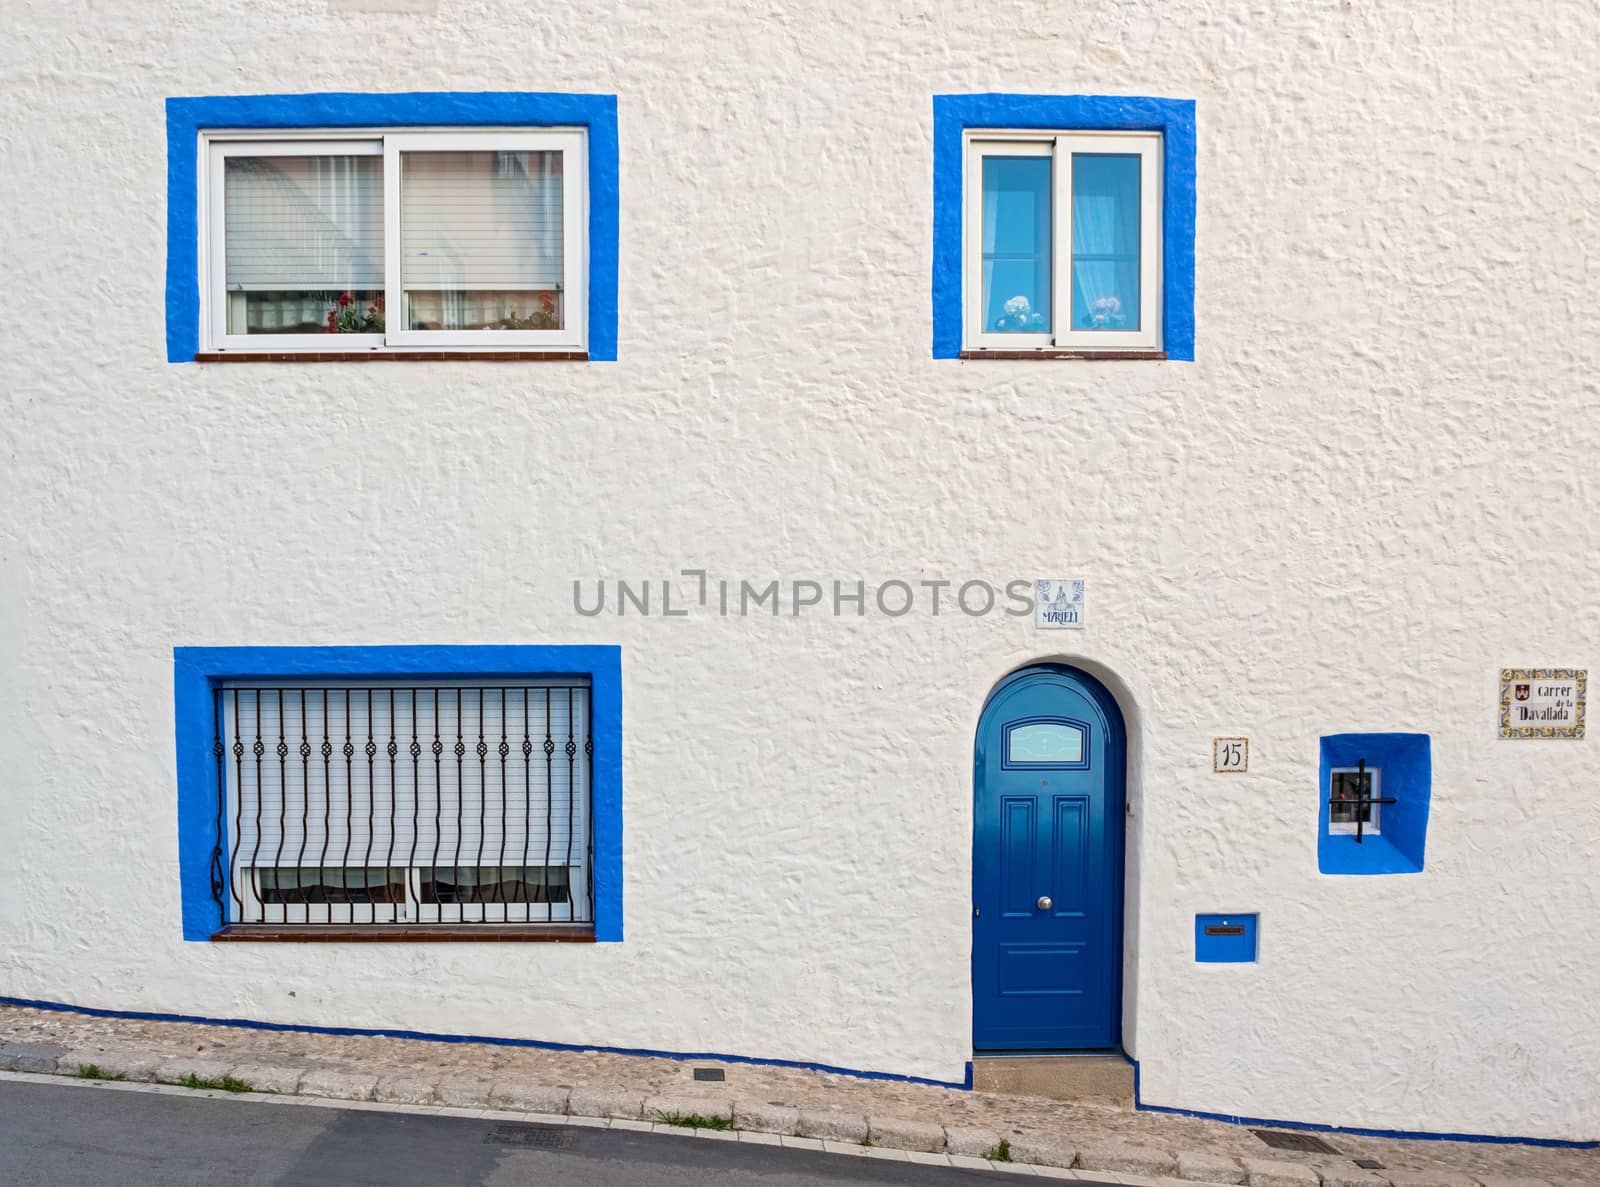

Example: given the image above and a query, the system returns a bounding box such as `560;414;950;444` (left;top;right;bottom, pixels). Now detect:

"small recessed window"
205;130;586;354
965;131;1161;352
1328;767;1382;836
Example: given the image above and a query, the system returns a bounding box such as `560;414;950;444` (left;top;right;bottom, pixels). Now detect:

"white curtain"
1071;154;1141;331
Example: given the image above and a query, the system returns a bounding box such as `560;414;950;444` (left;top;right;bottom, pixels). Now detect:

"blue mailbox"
1195;914;1258;963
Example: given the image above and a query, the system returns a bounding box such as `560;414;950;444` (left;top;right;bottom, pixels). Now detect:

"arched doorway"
972;663;1127;1050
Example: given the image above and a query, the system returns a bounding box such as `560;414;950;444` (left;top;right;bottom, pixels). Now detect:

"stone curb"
1;1046;1526;1187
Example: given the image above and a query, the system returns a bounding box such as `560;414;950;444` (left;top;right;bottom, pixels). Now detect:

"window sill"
194;351;589;363
210;924;597;943
958;349;1167;361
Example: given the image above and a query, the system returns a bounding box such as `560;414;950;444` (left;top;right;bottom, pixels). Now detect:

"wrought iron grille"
1329;757;1396;844
210;682;593;927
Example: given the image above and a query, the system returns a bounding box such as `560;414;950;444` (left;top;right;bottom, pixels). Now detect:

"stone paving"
0;1005;1594;1187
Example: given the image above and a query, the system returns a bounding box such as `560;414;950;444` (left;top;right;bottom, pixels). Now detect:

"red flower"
372;294;385;312
338;292;353;308
325;309;337;332
539;292;556;313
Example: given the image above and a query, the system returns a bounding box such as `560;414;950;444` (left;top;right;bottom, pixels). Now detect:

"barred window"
218;681;592;929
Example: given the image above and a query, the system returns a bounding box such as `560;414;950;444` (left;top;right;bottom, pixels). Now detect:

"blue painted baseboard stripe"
1126;1056;1596;1149
0;995;968;1091
5;994;1587;1146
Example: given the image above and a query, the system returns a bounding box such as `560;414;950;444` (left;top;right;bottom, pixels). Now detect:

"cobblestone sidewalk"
0;1005;1592;1187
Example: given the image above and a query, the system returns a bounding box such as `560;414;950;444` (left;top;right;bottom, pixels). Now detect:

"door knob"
1036;896;1052;911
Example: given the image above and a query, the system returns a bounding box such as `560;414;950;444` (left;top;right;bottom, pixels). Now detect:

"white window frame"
963;130;1162;353
199;127;587;354
1328;766;1382;836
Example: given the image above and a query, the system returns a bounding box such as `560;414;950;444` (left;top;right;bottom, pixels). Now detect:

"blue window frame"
165;91;619;362
1318;732;1431;875
932;93;1196;360
174;645;623;940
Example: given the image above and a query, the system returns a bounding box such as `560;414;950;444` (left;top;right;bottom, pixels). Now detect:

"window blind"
224;155;384;291
399;150;564;289
220;682;590;923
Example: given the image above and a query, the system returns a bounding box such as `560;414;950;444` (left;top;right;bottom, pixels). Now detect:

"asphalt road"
0;1078;1116;1186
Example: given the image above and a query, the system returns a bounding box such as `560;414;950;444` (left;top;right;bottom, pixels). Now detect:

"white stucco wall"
2;0;1598;1141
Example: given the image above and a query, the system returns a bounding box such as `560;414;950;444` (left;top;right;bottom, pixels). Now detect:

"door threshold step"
971;1054;1134;1105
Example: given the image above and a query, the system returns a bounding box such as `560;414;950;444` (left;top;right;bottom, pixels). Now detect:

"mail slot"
1195;913;1258;963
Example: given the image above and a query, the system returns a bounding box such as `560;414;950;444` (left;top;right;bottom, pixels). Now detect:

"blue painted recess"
972;664;1126;1050
1318;732;1431;875
931;92;1197;360
164;91;620;362
1194;914;1257;963
173;645;623;941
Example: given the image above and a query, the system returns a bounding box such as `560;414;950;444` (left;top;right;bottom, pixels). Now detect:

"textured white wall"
2;0;1598;1141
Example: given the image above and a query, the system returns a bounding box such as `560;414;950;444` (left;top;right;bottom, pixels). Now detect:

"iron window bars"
1329;757;1397;844
208;682;593;928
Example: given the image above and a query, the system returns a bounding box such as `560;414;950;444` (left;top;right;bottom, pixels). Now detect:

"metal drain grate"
693;1068;726;1082
484;1123;577;1149
1250;1129;1340;1155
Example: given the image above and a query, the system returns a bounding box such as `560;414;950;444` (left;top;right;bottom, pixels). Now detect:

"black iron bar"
586;722;594;925
210;691;227;915
497;689;508;912
407;691;420;924
454;692;465;924
431;693;443;920
543;690;555;921
522;690;532;923
274;691;287;924
322;691;334;924
230;688;245;920
565;687;576;913
346;691;360;923
251;694;264;920
300;693;313;925
477;689;487;922
379;692;392;925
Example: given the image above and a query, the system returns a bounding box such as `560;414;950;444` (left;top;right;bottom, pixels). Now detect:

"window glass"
223;154;384;334
256;867;404;905
1330;769;1379;826
981;156;1051;333
1008;721;1085;765
1070;153;1141;332
419;866;571;905
400;150;564;332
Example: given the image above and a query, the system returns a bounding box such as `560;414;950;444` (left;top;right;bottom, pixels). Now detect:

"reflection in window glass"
224;154;384;334
982;156;1051;333
400;150;564;331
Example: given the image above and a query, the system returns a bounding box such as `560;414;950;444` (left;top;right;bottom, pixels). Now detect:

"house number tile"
1213;737;1249;773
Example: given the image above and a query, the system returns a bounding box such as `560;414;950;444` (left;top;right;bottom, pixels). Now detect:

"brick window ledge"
211;924;597;943
194;352;589;363
958;350;1168;361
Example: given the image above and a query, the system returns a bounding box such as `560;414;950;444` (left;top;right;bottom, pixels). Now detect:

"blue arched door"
972;664;1126;1050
